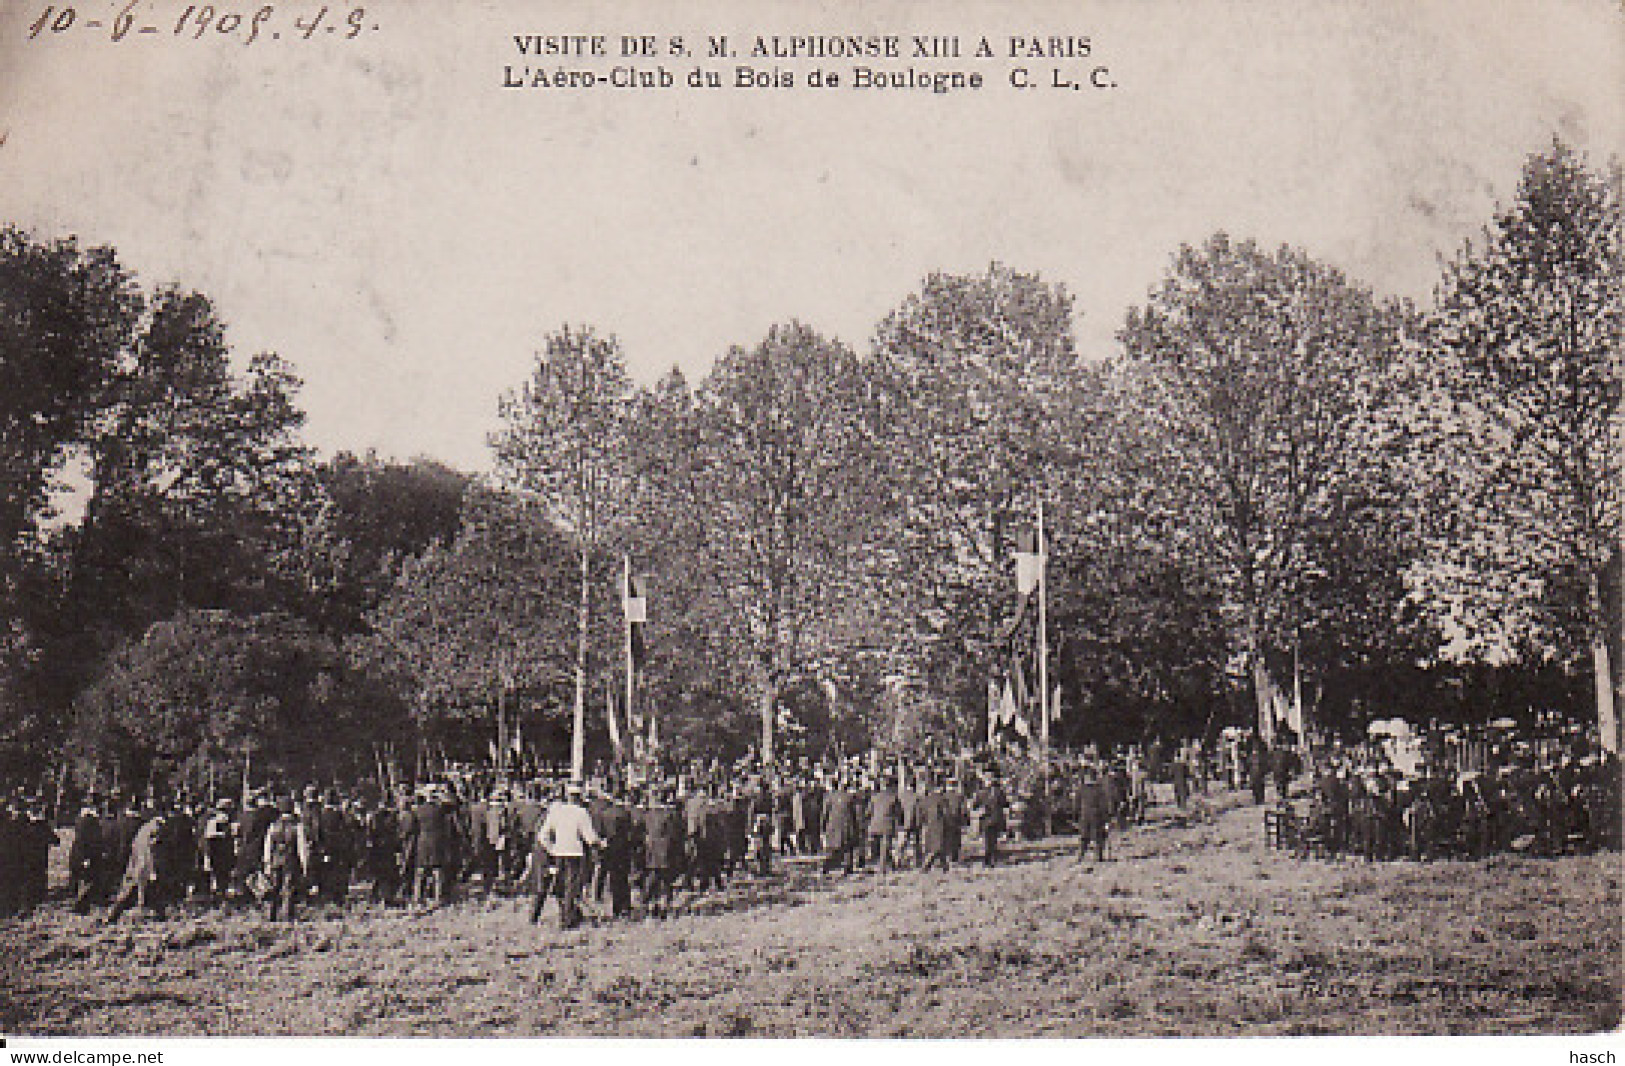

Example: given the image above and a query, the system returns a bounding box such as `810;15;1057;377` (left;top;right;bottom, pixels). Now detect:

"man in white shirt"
534;782;601;929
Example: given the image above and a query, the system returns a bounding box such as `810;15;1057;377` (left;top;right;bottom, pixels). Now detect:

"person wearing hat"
971;772;1008;868
360;795;401;904
533;781;601;930
14;798;55;916
589;783;635;918
682;783;719;892
262;797;310;921
941;774;968;865
108;796;144;903
232;791;276;904
866;774;902;874
107;803;166;922
409;784;455;905
1076;763;1111;863
918;772;952;872
69;797;107;914
641;783;685;917
821;776;859;875
793;775;822;856
199;797;237;900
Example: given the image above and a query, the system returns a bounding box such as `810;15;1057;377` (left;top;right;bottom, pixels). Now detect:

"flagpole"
1037;499;1055;836
624;554;635;770
1038;499;1050;756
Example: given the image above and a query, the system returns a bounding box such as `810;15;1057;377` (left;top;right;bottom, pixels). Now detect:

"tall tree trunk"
572;544;590;780
1590;572;1619;755
1252;655;1284;743
758;672;778;764
1591;636;1617;755
496;681;508;778
1247;603;1281;743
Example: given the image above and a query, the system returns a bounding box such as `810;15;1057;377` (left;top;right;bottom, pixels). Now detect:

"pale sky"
2;0;1620;472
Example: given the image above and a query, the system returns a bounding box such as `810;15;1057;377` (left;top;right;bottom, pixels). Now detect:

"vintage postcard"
0;0;1620;1056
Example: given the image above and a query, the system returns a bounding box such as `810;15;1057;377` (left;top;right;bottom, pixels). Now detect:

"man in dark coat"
723;789;749;878
363;797;401;903
1171;756;1192;810
298;786;328;904
866;777;902;873
1248;736;1269;805
159;800;196;905
1272;744;1298;803
510;786;543;885
707;788;738;886
316;790;354;904
773;778;796;856
199;798;237;899
69;800;107;913
232;792;276;902
821;779;859;874
1077;765;1111;862
795;778;823;855
262;798;308;921
682;784;712;890
971;774;1008;868
898;772;923;869
109;798;144;899
942;777;967;864
748;781;775;876
919;776;952;872
410;787;454;904
590;785;634;918
466;791;493;890
18;800;55;915
641;785;685;916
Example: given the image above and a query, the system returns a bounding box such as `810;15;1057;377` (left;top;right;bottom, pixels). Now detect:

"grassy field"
2;791;1618;1037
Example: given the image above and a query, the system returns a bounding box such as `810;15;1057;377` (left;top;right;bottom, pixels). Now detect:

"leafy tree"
1117;234;1415;741
620;369;743;757
0;229;139;562
317;451;471;633
492;326;635;778
1419;139;1622;749
358;488;576;771
1045;380;1233;745
62;290;327;640
74;608;378;793
870;264;1085;741
0;230;141;772
680;323;883;761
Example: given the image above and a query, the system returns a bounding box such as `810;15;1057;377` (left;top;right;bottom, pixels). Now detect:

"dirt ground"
2;791;1619;1037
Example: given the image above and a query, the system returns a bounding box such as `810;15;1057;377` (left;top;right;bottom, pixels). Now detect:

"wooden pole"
571;543;589;782
624;555;635;770
1037;499;1052;836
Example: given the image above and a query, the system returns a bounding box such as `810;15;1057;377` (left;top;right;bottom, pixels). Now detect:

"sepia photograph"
0;0;1620;1050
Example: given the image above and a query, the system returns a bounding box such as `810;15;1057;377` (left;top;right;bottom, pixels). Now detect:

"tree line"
0;139;1617;791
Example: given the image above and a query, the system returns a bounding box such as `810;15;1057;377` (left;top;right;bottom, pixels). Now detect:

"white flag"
1014;530;1044;595
623;569;648;624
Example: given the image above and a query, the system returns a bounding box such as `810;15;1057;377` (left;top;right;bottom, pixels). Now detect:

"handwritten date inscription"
26;2;377;45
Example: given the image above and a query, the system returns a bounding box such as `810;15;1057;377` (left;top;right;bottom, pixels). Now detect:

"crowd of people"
1;722;1617;929
1280;734;1622;862
2;754;1056;929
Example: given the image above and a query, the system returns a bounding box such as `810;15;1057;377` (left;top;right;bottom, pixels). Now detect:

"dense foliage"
0;140;1618;788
